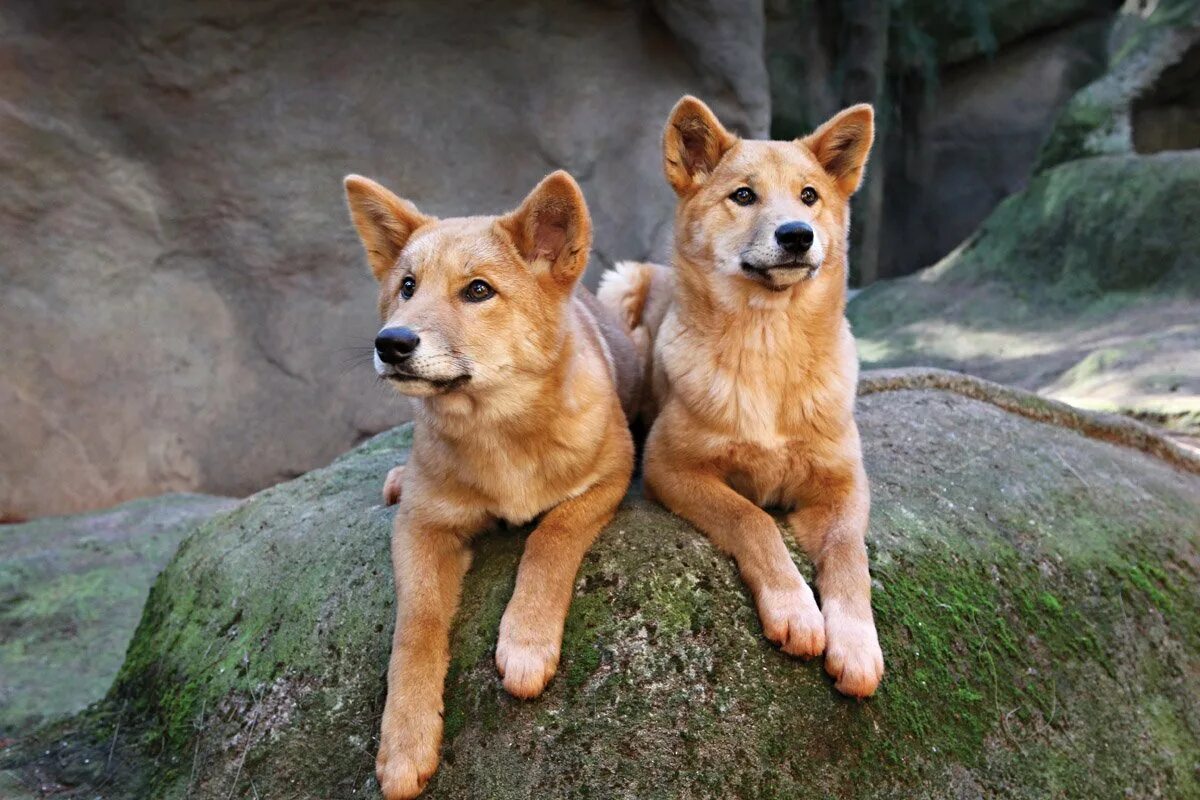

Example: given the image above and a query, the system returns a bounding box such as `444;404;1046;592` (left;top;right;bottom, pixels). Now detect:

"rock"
894;0;1115;67
848;2;1200;439
850;151;1200;438
3;372;1198;798
1038;0;1200;171
767;0;1114;282
0;493;237;737
0;0;769;521
875;17;1110;280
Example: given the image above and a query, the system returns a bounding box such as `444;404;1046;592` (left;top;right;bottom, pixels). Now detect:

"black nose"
775;221;815;254
375;327;420;364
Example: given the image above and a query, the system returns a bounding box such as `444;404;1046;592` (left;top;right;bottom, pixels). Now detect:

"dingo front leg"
376;506;477;799
788;467;883;698
645;446;824;658
496;464;630;699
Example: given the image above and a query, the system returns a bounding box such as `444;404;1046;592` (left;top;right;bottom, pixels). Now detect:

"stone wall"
0;0;768;519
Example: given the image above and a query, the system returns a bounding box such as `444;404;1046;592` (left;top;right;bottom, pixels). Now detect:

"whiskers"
337;344;378;378
334;343;401;403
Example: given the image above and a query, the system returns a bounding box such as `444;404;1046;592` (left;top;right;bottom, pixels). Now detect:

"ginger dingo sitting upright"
599;97;884;697
345;170;638;798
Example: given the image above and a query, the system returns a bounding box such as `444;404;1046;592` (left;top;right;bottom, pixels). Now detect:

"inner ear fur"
663;95;737;195
498;170;592;288
343;175;434;282
800;104;875;195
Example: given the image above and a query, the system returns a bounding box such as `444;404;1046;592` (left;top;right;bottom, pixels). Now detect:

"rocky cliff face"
767;0;1117;283
849;0;1200;441
3;372;1197;799
0;0;768;521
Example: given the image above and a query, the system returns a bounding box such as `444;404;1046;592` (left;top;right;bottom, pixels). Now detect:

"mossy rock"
0;493;236;738
1037;0;1200;171
3;373;1198;798
849;151;1200;431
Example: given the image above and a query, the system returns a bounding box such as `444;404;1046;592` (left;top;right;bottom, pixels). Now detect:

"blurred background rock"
2;0;1196;520
0;0;768;519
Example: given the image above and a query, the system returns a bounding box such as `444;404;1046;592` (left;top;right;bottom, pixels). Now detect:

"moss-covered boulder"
3;371;1198;798
849;150;1200;436
0;494;236;738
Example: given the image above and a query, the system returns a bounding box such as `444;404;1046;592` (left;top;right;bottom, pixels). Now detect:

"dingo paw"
375;710;440;799
495;619;561;699
382;466;405;506
824;611;884;697
755;583;826;658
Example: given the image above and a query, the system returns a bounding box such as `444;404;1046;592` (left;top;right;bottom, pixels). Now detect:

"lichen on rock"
0;494;237;738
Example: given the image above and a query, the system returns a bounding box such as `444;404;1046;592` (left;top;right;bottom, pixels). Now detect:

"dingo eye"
400;276;416;299
801;187;819;206
729;187;757;206
463;279;495;303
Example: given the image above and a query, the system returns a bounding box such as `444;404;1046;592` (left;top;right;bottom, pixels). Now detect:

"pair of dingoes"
343;95;882;799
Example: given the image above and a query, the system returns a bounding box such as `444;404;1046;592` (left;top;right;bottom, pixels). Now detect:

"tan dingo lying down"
599;97;885;698
344;170;638;798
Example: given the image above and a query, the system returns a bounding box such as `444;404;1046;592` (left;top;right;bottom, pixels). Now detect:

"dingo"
345;170;638;798
599;97;884;698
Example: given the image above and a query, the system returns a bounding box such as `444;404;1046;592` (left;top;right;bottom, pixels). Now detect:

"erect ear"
663;95;738;195
497;170;592;288
800;104;875;195
343;174;434;282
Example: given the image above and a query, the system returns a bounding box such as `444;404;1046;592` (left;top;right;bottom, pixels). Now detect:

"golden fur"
345;170;636;799
599;96;884;698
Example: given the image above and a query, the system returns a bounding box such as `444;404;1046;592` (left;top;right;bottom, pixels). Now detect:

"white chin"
383;372;469;397
388;380;442;398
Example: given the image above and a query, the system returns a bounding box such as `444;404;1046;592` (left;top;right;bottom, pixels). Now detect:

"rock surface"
1038;0;1200;170
766;0;1114;281
849;2;1200;439
875;16;1110;280
850;151;1200;437
0;494;237;737
3;372;1198;798
0;0;768;520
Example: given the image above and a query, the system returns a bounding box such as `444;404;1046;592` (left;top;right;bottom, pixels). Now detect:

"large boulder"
1038;0;1200;170
0;494;237;737
3;371;1198;798
874;16;1111;281
0;0;768;521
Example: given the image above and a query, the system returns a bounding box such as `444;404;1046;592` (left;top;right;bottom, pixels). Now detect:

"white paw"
375;724;439;800
824;610;884;697
755;582;826;658
495;621;560;699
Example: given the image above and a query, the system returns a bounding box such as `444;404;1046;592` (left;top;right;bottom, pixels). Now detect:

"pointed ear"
663;95;737;195
800;104;875;195
497;170;592;288
343;175;434;282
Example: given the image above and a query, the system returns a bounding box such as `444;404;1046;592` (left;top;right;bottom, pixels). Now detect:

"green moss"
1036;0;1200;172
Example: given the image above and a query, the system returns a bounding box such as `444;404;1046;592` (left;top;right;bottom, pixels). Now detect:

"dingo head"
345;170;591;398
663;96;873;292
